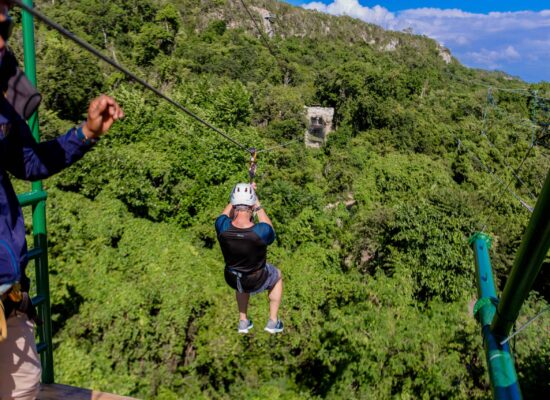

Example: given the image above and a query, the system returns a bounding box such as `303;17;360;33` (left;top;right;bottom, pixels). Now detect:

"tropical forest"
9;0;550;398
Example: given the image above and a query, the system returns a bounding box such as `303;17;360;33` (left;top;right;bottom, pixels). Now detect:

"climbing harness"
227;264;268;293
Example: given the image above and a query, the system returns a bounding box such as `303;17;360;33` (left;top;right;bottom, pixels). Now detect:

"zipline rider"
215;183;284;334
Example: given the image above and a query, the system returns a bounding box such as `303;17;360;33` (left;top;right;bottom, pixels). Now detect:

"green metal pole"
492;170;550;337
21;0;54;384
470;233;521;399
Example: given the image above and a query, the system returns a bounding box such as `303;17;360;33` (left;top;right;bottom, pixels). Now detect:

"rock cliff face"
305;106;335;148
226;0;384;42
438;44;452;64
251;6;276;38
217;0;453;65
381;38;399;52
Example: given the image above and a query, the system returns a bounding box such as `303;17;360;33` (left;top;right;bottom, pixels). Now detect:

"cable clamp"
473;297;498;322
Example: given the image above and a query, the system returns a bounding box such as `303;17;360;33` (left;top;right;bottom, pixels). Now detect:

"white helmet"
230;183;257;206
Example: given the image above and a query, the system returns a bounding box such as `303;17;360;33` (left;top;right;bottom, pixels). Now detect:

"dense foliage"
11;0;550;398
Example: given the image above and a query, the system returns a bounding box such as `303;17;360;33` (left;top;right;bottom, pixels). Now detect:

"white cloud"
454;36;469;45
394;10;550;46
302;2;327;12
467;46;521;69
300;2;550;81
400;8;474;19
303;0;396;27
504;46;520;59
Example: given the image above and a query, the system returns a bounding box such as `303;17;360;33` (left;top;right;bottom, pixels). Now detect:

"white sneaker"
264;319;284;334
238;319;253;333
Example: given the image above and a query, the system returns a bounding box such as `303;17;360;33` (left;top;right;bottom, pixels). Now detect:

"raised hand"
82;95;124;139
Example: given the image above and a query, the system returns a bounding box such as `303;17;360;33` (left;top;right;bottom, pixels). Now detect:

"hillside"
10;0;550;398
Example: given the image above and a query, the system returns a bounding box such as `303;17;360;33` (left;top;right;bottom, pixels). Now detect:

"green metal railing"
470;233;521;399
491;169;550;337
17;0;54;384
470;169;550;399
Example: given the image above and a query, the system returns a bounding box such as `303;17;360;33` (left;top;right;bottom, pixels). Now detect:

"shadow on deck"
39;384;139;400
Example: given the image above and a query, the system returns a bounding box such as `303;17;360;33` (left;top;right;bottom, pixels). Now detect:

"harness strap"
227;264;269;293
228;269;244;293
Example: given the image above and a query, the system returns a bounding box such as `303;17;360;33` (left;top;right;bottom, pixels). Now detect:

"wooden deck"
39;384;139;400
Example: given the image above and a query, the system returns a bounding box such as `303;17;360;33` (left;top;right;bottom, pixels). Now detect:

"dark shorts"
249;263;281;295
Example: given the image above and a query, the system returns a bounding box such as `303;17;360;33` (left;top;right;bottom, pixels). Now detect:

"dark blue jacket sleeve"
253;223;275;245
215;215;231;235
0;113;94;181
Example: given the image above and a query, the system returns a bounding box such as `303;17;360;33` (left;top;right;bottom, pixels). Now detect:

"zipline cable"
480;131;537;200
490;105;539;129
488;136;540;218
473;118;549;233
236;0;291;85
446;70;550;101
457;83;550;232
256;134;303;153
467;86;546;131
237;0;279;62
470;152;534;213
480;88;537;200
9;0;249;152
500;305;550;345
234;0;328;155
452;135;533;234
11;0;321;185
531;90;539;146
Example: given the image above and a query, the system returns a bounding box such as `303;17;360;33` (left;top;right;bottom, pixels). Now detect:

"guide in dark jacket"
0;4;124;393
0;97;97;294
0;92;124;398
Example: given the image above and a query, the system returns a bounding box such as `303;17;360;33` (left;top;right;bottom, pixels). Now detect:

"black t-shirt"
215;215;275;292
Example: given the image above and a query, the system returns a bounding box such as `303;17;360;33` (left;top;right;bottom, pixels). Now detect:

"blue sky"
283;1;550;82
